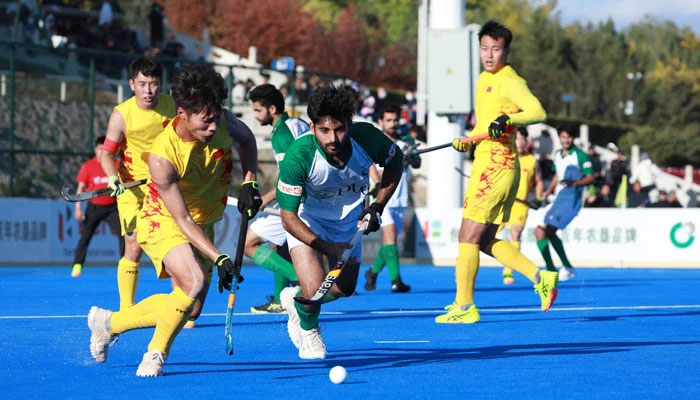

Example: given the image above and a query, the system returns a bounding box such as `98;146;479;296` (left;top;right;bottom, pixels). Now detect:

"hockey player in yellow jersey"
498;127;543;285
436;20;558;324
99;57;176;312
88;64;262;376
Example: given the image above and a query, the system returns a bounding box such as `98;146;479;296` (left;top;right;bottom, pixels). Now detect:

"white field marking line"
374;340;430;344
2;305;699;319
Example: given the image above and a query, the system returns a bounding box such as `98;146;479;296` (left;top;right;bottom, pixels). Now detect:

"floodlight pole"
426;0;466;209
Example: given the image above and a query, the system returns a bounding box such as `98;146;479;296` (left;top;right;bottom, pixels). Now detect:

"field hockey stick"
454;167;541;209
61;178;147;202
294;216;370;306
225;211;249;355
226;197;281;216
406;132;490;156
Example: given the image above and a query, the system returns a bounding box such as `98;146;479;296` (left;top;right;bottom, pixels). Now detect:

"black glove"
488;114;511;139
560;179;576;187
358;202;383;235
238;181;262;218
215;254;244;293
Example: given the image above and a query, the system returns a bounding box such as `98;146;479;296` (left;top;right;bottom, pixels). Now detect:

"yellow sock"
489;239;538;283
455;243;479;305
148;287;195;356
109;294;168;334
502;241;520;276
117;258;139;310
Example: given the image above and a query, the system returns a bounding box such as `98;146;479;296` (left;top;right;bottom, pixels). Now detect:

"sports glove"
560;179;576;187
216;254;244;293
238;181;263;218
488;114;511;139
358;202;383;235
452;138;472;152
107;175;125;197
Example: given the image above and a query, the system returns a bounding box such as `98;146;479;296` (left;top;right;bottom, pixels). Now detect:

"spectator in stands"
97;1;114;27
149;1;164;49
630;152;658;195
608;147;628;197
628;181;649;208
232;80;247;104
668;191;682;207
649;190;674;208
587;145;603;187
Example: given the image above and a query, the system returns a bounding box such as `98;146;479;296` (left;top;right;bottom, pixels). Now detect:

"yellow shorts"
117;184;148;235
462;162;519;225
137;215;215;280
506;201;529;227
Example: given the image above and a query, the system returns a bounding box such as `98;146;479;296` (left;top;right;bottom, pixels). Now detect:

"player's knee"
535;226;546;240
177;266;206;298
544;225;558;238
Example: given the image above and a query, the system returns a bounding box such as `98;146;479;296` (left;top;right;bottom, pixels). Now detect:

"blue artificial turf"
1;265;699;399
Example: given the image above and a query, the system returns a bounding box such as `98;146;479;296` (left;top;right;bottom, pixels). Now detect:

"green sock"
371;245;386;274
273;272;289;303
251;246;298;281
383;244;400;281
548;234;573;268
536;239;556;271
321;293;338;304
294;289;320;330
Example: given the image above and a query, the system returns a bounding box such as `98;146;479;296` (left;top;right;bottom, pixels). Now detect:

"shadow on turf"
161;340;700;378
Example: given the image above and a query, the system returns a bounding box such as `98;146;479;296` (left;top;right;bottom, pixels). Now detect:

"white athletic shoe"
299;327;327;360
559;266;576;282
88;306;115;363
136;350;166;377
280;287;302;349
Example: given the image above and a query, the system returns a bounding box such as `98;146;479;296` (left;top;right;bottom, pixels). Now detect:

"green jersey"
277;122;403;224
271;112;310;164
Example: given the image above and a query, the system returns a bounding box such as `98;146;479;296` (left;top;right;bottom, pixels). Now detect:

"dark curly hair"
128;57;162;80
478;20;512;48
170;64;228;115
379;104;401;120
307;85;357;125
247;83;285;113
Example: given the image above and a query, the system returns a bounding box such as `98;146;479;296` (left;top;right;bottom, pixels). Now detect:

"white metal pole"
426;0;466;209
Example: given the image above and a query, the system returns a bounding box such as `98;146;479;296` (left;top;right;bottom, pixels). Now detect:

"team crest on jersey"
278;180;302;196
384;143;398;165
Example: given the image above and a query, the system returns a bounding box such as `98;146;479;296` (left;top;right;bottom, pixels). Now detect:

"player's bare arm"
74;182;87;221
373;163;403;206
99;109;126;178
148;153;220;261
224;109;258;182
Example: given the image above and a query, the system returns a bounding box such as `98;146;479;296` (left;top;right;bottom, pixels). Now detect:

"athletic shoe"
502;271;515;285
280;287;302;349
391;278;411;293
443;302;456;312
250;296;286;314
87;306;115;363
71;263;82;278
136;350;166;377
534;270;559;312
435;304;480;324
364;268;378;291
298;327;327;359
183;320;196;329
558;266;576;282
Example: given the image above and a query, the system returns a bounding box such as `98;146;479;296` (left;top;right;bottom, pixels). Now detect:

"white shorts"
286;214;363;261
249;206;287;246
380;206;405;235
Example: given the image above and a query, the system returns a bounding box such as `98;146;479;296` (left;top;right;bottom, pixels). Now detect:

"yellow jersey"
471;65;545;169
141;114;233;225
113;93;176;181
515;153;536;201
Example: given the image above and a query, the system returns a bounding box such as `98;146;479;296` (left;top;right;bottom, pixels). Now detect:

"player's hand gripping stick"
294;216;371;306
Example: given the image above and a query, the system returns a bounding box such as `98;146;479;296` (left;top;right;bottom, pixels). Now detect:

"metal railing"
0;40;345;197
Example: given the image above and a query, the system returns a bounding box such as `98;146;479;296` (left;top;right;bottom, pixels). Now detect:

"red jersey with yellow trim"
113;93;176;181
471;65;545;169
141;114;233;225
